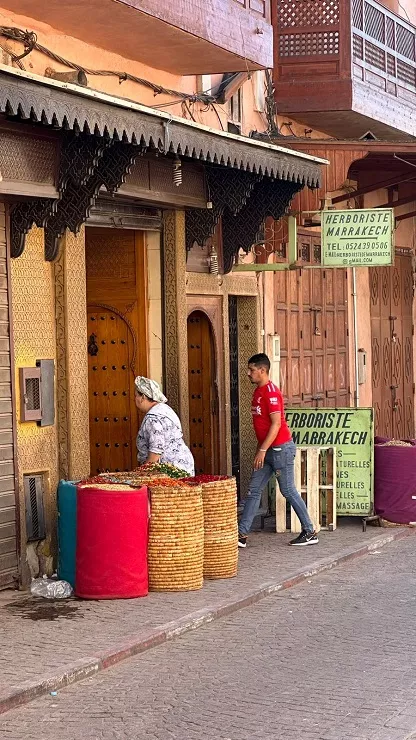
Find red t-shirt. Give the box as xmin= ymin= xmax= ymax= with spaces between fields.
xmin=251 ymin=381 xmax=292 ymax=447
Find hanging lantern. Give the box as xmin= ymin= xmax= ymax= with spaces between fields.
xmin=209 ymin=245 xmax=219 ymax=275
xmin=173 ymin=158 xmax=182 ymax=187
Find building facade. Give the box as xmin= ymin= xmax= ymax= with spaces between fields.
xmin=0 ymin=0 xmax=326 ymax=586
xmin=271 ymin=0 xmax=416 ymax=443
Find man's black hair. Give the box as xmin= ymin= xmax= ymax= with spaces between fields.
xmin=248 ymin=353 xmax=271 ymax=372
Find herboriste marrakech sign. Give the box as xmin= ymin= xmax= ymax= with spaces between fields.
xmin=285 ymin=408 xmax=374 ymax=516
xmin=321 ymin=208 xmax=394 ymax=267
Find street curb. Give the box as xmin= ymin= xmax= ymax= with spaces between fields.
xmin=1 ymin=526 xmax=415 ymax=715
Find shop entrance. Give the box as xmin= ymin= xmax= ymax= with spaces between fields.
xmin=275 ymin=230 xmax=349 ymax=408
xmin=187 ymin=311 xmax=219 ymax=475
xmin=86 ymin=228 xmax=148 ymax=474
xmin=370 ymin=254 xmax=414 ymax=439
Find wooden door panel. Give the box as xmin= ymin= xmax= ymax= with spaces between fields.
xmin=370 ymin=267 xmax=382 ymax=434
xmin=325 ymin=269 xmax=335 ymax=307
xmin=279 ymin=357 xmax=288 ymax=398
xmin=290 ymin=356 xmax=301 ymax=400
xmin=335 ymin=268 xmax=347 ymax=303
xmin=88 ymin=308 xmax=136 ymax=473
xmin=289 ymin=270 xmax=299 ymax=306
xmin=86 ymin=228 xmax=147 ymax=474
xmin=302 ymin=310 xmax=313 ymax=353
xmin=336 ymin=310 xmax=348 ymax=350
xmin=302 ymin=356 xmax=313 ymax=401
xmin=314 ymin=354 xmax=325 ymax=398
xmin=187 ymin=311 xmax=218 ymax=475
xmin=302 ymin=269 xmax=312 ymax=307
xmin=326 ymin=312 xmax=336 ymax=351
xmin=275 ymin=229 xmax=350 ymax=410
xmin=326 ymin=354 xmax=336 ymax=394
xmin=289 ymin=311 xmax=301 ymax=352
xmin=276 ymin=308 xmax=288 ymax=350
xmin=370 ymin=256 xmax=414 ymax=439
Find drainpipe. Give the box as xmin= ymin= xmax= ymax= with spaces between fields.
xmin=262 ymin=272 xmax=267 ymax=354
xmin=352 ymin=267 xmax=360 ymax=408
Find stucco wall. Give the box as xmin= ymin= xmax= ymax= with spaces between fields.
xmin=11 ymin=226 xmax=58 ymax=579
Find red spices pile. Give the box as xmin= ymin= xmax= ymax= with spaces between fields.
xmin=183 ymin=474 xmax=230 ymax=484
xmin=148 ymin=478 xmax=192 ymax=488
xmin=78 ymin=475 xmax=110 ymax=486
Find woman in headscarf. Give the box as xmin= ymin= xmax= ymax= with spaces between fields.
xmin=135 ymin=376 xmax=195 ymax=476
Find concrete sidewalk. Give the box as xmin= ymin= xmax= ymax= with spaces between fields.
xmin=0 ymin=519 xmax=414 ymax=715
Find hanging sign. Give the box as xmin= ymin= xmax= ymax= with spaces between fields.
xmin=285 ymin=408 xmax=374 ymax=516
xmin=321 ymin=208 xmax=394 ymax=267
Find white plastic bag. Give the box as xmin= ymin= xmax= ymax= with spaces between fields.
xmin=30 ymin=575 xmax=73 ymax=599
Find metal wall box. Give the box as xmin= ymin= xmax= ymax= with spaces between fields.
xmin=19 ymin=360 xmax=55 ymax=425
xmin=19 ymin=367 xmax=42 ymax=422
xmin=36 ymin=359 xmax=55 ymax=427
xmin=24 ymin=474 xmax=46 ymax=542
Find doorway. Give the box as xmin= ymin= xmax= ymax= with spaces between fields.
xmin=187 ymin=311 xmax=219 ymax=474
xmin=275 ymin=230 xmax=349 ymax=407
xmin=370 ymin=255 xmax=414 ymax=439
xmin=86 ymin=228 xmax=148 ymax=474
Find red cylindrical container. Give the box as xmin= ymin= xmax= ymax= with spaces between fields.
xmin=75 ymin=484 xmax=148 ymax=599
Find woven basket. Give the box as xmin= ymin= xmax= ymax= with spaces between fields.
xmin=200 ymin=478 xmax=238 ymax=579
xmin=148 ymin=484 xmax=204 ymax=592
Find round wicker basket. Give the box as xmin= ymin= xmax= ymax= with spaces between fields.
xmin=200 ymin=478 xmax=238 ymax=579
xmin=148 ymin=484 xmax=204 ymax=592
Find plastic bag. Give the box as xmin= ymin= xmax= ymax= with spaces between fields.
xmin=30 ymin=575 xmax=73 ymax=599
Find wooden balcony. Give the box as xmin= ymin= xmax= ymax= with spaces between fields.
xmin=274 ymin=0 xmax=416 ymax=140
xmin=4 ymin=0 xmax=272 ymax=74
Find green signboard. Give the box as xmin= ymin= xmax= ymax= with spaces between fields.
xmin=321 ymin=208 xmax=394 ymax=267
xmin=285 ymin=408 xmax=374 ymax=516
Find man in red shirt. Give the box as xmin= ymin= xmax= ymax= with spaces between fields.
xmin=238 ymin=353 xmax=318 ymax=548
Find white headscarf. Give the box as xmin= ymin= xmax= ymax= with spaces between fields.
xmin=135 ymin=376 xmax=167 ymax=404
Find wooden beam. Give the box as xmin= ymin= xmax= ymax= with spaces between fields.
xmin=332 ymin=172 xmax=416 ymax=204
xmin=395 ymin=209 xmax=416 ymax=223
xmin=376 ymin=193 xmax=416 ymax=209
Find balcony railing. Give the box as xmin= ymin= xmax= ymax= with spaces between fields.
xmin=352 ymin=0 xmax=416 ymax=95
xmin=274 ymin=0 xmax=416 ymax=138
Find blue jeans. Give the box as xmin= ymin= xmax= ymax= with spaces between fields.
xmin=239 ymin=441 xmax=314 ymax=536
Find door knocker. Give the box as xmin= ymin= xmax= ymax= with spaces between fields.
xmin=88 ymin=333 xmax=99 ymax=356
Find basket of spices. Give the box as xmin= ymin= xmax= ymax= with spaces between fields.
xmin=101 ymin=471 xmax=170 ymax=489
xmin=184 ymin=475 xmax=238 ymax=580
xmin=147 ymin=478 xmax=204 ymax=592
xmin=136 ymin=462 xmax=190 ymax=479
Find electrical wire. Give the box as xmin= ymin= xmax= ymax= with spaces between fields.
xmin=0 ymin=26 xmax=216 ymax=104
xmin=397 ymin=2 xmax=411 ymax=22
xmin=209 ymin=102 xmax=225 ymax=131
xmin=0 ymin=39 xmax=24 ymax=69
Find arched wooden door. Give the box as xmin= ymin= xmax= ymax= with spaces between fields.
xmin=187 ymin=311 xmax=219 ymax=475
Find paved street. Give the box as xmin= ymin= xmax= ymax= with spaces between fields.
xmin=2 ymin=535 xmax=416 ymax=739
xmin=0 ymin=519 xmax=378 ymax=700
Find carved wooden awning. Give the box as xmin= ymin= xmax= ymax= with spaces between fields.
xmin=3 ymin=68 xmax=325 ymax=264
xmin=185 ymin=168 xmax=302 ymax=272
xmin=1 ymin=68 xmax=323 ymax=186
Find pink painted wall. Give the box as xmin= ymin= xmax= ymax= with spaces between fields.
xmin=381 ymin=0 xmax=416 ymax=24
xmin=0 ymin=7 xmax=273 ymax=137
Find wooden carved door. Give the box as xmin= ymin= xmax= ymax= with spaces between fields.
xmin=370 ymin=255 xmax=414 ymax=439
xmin=187 ymin=311 xmax=219 ymax=475
xmin=86 ymin=228 xmax=148 ymax=474
xmin=275 ymin=232 xmax=349 ymax=408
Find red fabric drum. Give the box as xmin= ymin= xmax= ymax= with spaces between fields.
xmin=75 ymin=484 xmax=148 ymax=599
